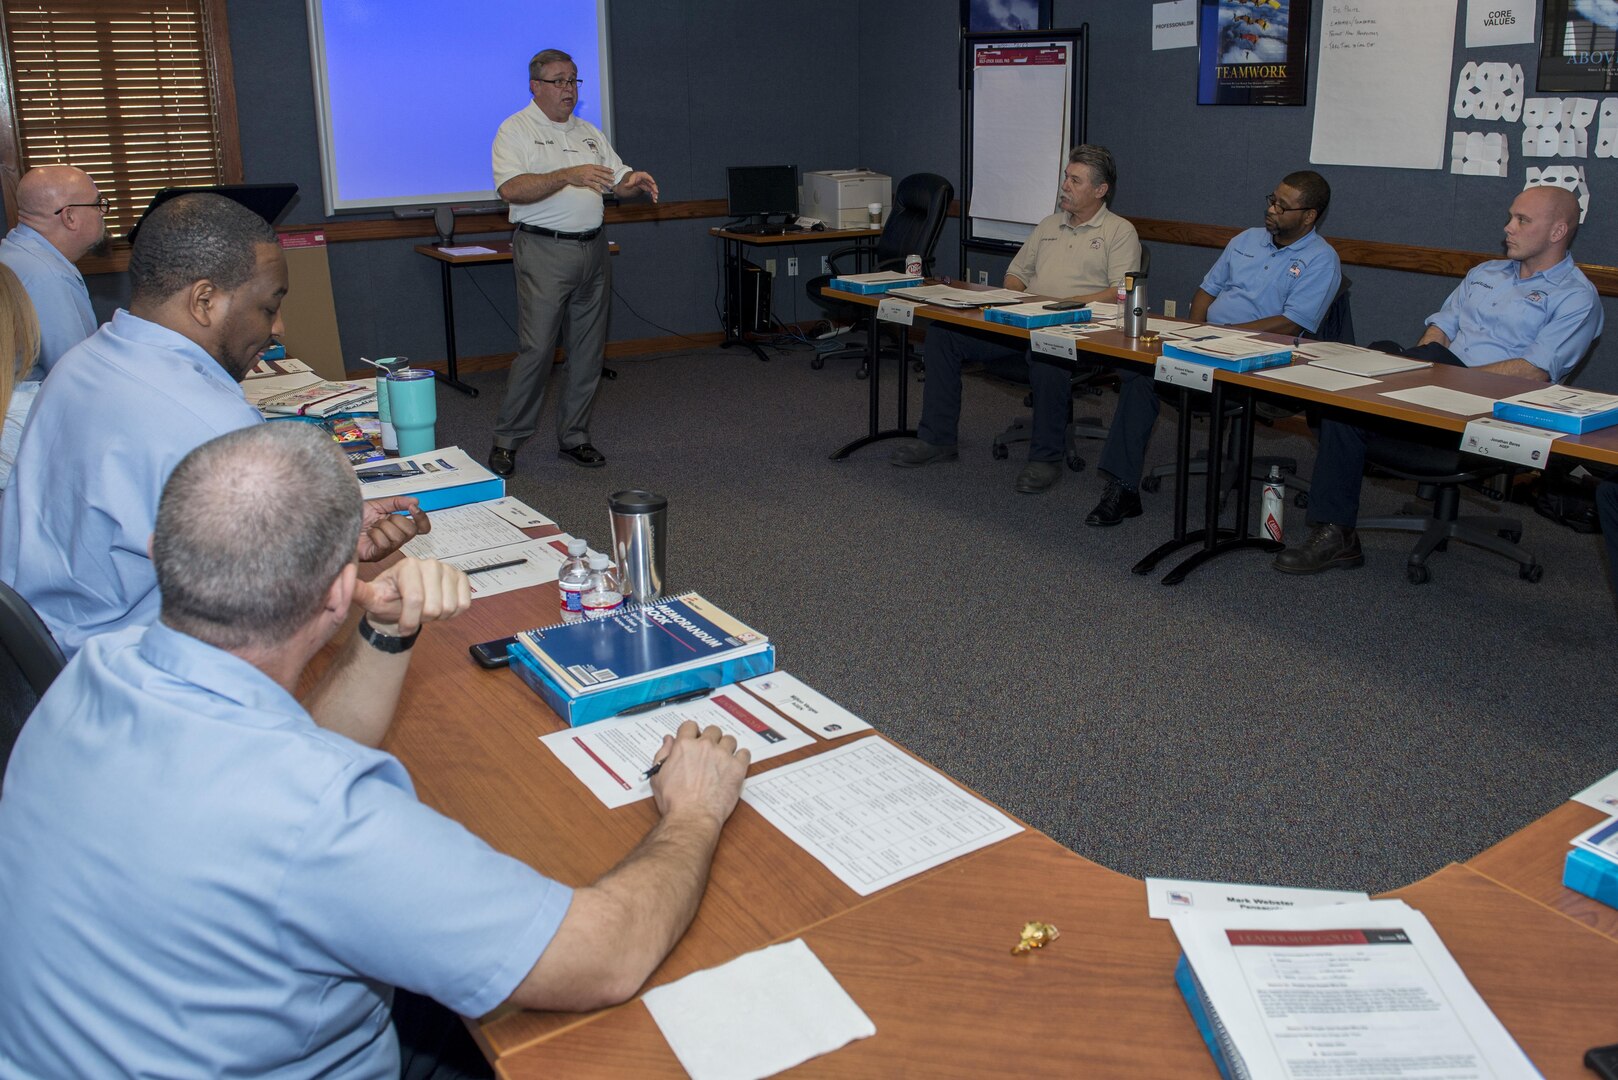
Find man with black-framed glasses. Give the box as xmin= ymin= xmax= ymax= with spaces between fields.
xmin=0 ymin=164 xmax=105 ymax=380
xmin=1084 ymin=170 xmax=1341 ymax=527
xmin=488 ymin=47 xmax=659 ymax=479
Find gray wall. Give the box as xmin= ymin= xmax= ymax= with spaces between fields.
xmin=82 ymin=1 xmax=1618 ymax=388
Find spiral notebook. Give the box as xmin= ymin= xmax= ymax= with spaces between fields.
xmin=508 ymin=592 xmax=776 ymax=725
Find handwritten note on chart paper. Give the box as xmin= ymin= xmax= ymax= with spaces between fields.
xmin=1310 ymin=0 xmax=1458 ymax=170
xmin=741 ymin=739 xmax=1022 ymax=896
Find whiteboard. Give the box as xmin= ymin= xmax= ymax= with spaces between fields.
xmin=964 ymin=37 xmax=1083 ymax=249
xmin=305 ymin=0 xmax=614 ymax=213
xmin=1309 ymin=0 xmax=1458 ymax=170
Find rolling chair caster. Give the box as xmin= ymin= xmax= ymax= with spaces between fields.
xmin=1140 ymin=475 xmax=1162 ymax=494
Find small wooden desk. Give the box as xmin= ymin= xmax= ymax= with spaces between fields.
xmin=414 ymin=239 xmax=620 ymax=399
xmin=710 ymin=226 xmax=880 ymax=362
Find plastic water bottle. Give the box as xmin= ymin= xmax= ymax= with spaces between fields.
xmin=582 ymin=552 xmax=624 ymax=618
xmin=1261 ymin=465 xmax=1285 ymax=543
xmin=557 ymin=538 xmax=591 ymax=614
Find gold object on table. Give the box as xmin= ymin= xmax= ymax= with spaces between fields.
xmin=1138 ymin=332 xmax=1161 ymax=348
xmin=1011 ymin=920 xmax=1060 ymax=955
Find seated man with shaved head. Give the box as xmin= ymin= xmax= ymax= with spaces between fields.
xmin=0 ymin=192 xmax=426 ymax=656
xmin=0 ymin=164 xmax=105 ymax=378
xmin=1276 ymin=185 xmax=1602 ymax=575
xmin=0 ymin=423 xmax=752 ymax=1077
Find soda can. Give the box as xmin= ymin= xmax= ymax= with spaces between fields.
xmin=905 ymin=253 xmax=922 ymax=276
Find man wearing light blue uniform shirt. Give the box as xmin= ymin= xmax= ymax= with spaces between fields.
xmin=0 ymin=422 xmax=753 ymax=1077
xmin=1087 ymin=171 xmax=1341 ymax=527
xmin=0 ymin=165 xmax=103 ymax=380
xmin=1277 ymin=185 xmax=1601 ymax=575
xmin=0 ymin=192 xmax=426 ymax=657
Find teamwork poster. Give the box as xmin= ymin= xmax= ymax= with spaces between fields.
xmin=1197 ymin=0 xmax=1311 ymax=105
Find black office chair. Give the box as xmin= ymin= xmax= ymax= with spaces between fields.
xmin=991 ymin=246 xmax=1155 ymax=473
xmin=0 ymin=579 xmax=67 ymax=790
xmin=1351 ymin=339 xmax=1606 ymax=584
xmin=1141 ymin=275 xmax=1355 ymax=503
xmin=805 ymin=172 xmax=953 ymax=378
xmin=1354 ymin=432 xmax=1539 ymax=584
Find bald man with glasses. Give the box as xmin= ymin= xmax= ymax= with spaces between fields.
xmin=0 ymin=165 xmax=107 ymax=380
xmin=1085 ymin=170 xmax=1341 ymax=527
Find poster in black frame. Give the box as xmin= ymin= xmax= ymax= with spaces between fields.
xmin=1196 ymin=0 xmax=1310 ymax=106
xmin=1538 ymin=0 xmax=1618 ymax=93
xmin=961 ymin=0 xmax=1052 ymax=33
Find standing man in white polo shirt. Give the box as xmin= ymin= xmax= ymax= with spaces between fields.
xmin=488 ymin=48 xmax=658 ymax=478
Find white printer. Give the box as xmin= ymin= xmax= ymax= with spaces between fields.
xmin=800 ymin=169 xmax=892 ymax=230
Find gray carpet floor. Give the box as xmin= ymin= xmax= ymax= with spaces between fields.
xmin=433 ymin=344 xmax=1618 ymax=894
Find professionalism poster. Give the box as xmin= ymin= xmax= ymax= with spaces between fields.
xmin=1197 ymin=0 xmax=1311 ymax=105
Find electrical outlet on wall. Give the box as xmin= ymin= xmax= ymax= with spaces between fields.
xmin=1163 ymin=299 xmax=1177 ymax=317
xmin=765 ymin=259 xmax=776 ymax=276
xmin=978 ymin=270 xmax=989 ymax=285
xmin=821 ymin=256 xmax=831 ymax=273
xmin=787 ymin=257 xmax=799 ymax=276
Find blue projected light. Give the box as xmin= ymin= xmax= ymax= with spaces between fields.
xmin=306 ymin=0 xmax=612 ymax=212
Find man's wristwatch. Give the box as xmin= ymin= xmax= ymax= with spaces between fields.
xmin=357 ymin=615 xmax=419 ymax=653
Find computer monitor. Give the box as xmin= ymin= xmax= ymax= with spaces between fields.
xmin=127 ymin=183 xmax=299 ymax=243
xmin=726 ymin=166 xmax=798 ymax=231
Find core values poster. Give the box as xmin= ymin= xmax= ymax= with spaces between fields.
xmin=1198 ymin=0 xmax=1311 ymax=105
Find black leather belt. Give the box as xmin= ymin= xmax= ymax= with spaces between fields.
xmin=517 ymin=222 xmax=602 ymax=242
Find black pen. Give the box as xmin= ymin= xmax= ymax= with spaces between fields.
xmin=642 ymin=758 xmax=665 ymax=781
xmin=616 ymin=687 xmax=711 ymax=718
xmin=465 ymin=558 xmax=527 ymax=575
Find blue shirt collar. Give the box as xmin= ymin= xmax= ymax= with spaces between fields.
xmin=1513 ymin=251 xmax=1577 ymax=286
xmin=137 ymin=620 xmax=310 ymax=728
xmin=1267 ymin=227 xmax=1323 ymax=255
xmin=5 ymin=222 xmax=81 ymax=275
xmin=106 ymin=308 xmax=244 ymax=395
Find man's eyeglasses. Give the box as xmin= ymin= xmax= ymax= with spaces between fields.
xmin=533 ymin=77 xmax=580 ymax=88
xmin=55 ymin=196 xmax=110 ymax=216
xmin=1265 ymin=194 xmax=1313 ymax=215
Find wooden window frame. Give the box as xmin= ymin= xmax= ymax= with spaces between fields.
xmin=0 ymin=0 xmax=243 ymax=274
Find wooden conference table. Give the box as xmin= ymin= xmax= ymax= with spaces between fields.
xmin=823 ymin=283 xmax=1618 ymax=583
xmin=340 ymin=515 xmax=1618 ymax=1077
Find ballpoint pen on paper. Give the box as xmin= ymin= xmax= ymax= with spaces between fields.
xmin=617 ymin=687 xmax=712 ymax=719
xmin=641 ymin=758 xmax=665 ymax=781
xmin=465 ymin=558 xmax=527 ymax=576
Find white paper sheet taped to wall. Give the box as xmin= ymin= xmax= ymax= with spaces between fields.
xmin=1523 ymin=96 xmax=1598 ymax=158
xmin=1525 ymin=165 xmax=1590 ymax=222
xmin=1453 ymin=61 xmax=1522 ymax=121
xmin=1450 ymin=131 xmax=1510 ymax=175
xmin=1598 ymin=99 xmax=1618 ymax=158
xmin=1310 ymin=0 xmax=1458 ymax=171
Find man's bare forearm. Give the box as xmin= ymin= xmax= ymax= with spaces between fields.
xmin=1476 ymin=357 xmax=1550 ymax=381
xmin=304 ymin=629 xmax=411 ymax=748
xmin=499 ymin=171 xmax=575 ymax=206
xmin=507 ymin=806 xmax=725 ymax=1011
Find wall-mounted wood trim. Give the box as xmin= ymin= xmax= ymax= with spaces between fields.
xmin=76 ymin=202 xmax=1618 ymax=300
xmin=1127 ymin=215 xmax=1618 ymax=296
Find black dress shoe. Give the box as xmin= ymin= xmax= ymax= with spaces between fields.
xmin=487 ymin=447 xmax=516 ymax=477
xmin=1085 ymin=481 xmax=1143 ymax=526
xmin=1273 ymin=524 xmax=1364 ymax=575
xmin=558 ymin=443 xmax=607 ymax=468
